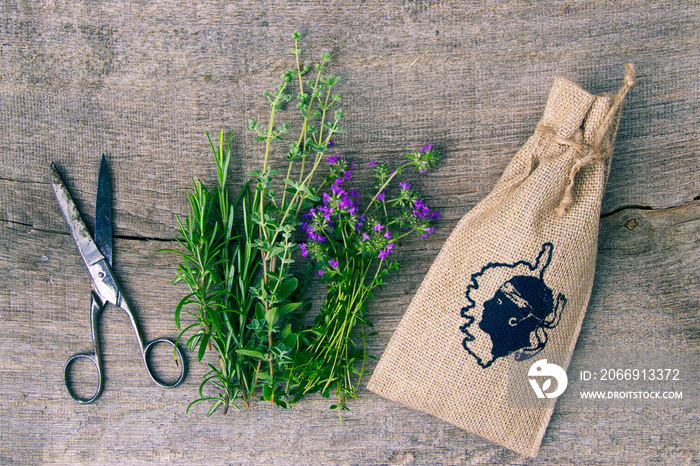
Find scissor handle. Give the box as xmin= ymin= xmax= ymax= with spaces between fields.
xmin=64 ymin=293 xmax=105 ymax=404
xmin=142 ymin=338 xmax=186 ymax=389
xmin=64 ymin=352 xmax=104 ymax=404
xmin=118 ymin=297 xmax=186 ymax=389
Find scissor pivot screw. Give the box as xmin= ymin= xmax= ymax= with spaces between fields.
xmin=98 ymin=271 xmax=105 ymax=278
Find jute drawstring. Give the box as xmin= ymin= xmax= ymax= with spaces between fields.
xmin=537 ymin=64 xmax=636 ymax=217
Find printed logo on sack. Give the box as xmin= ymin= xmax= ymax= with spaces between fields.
xmin=527 ymin=359 xmax=568 ymax=398
xmin=460 ymin=243 xmax=567 ymax=368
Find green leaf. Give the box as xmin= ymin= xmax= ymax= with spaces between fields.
xmin=278 ymin=301 xmax=302 ymax=316
xmin=174 ymin=293 xmax=196 ymax=329
xmin=275 ymin=398 xmax=288 ymax=409
xmin=276 ymin=277 xmax=298 ymax=300
xmin=198 ymin=333 xmax=210 ymax=361
xmin=269 ymin=246 xmax=285 ymax=257
xmin=262 ymin=384 xmax=273 ymax=401
xmin=207 ymin=399 xmax=223 ymax=417
xmin=236 ymin=348 xmax=266 ymax=361
xmin=265 ymin=306 xmax=279 ymax=327
xmin=255 ymin=302 xmax=266 ymax=320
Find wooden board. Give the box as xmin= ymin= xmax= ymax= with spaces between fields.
xmin=1 ymin=1 xmax=698 ymax=464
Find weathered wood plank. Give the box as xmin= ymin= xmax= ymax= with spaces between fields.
xmin=1 ymin=1 xmax=698 ymax=239
xmin=1 ymin=0 xmax=699 ymax=464
xmin=1 ymin=201 xmax=698 ymax=464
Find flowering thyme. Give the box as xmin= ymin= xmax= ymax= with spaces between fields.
xmin=288 ymin=144 xmax=441 ymax=419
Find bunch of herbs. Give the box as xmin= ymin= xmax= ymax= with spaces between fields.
xmin=166 ymin=31 xmax=442 ymax=418
xmin=287 ymin=145 xmax=441 ymax=419
xmin=165 ymin=31 xmax=344 ymax=413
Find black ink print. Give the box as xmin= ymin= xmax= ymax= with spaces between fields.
xmin=460 ymin=243 xmax=566 ymax=368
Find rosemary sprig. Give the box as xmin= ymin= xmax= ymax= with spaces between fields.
xmin=160 ymin=130 xmax=260 ymax=414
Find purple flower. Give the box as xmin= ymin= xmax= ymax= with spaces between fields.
xmin=384 ymin=230 xmax=392 ymax=239
xmin=344 ymin=171 xmax=353 ymax=181
xmin=327 ymin=154 xmax=339 ymax=164
xmin=339 ymin=196 xmax=352 ymax=211
xmin=328 ymin=258 xmax=339 ymax=268
xmin=320 ymin=205 xmax=332 ymax=222
xmin=420 ymin=227 xmax=435 ymax=239
xmin=355 ymin=214 xmax=366 ymax=231
xmin=421 ymin=143 xmax=433 ymax=154
xmin=362 ymin=232 xmax=370 ymax=242
xmin=328 ymin=141 xmax=334 ymax=147
xmin=419 ymin=169 xmax=428 ymax=174
xmin=306 ymin=224 xmax=328 ymax=242
xmin=323 ymin=192 xmax=332 ymax=205
xmin=318 ymin=269 xmax=324 ymax=276
xmin=413 ymin=198 xmax=431 ymax=220
xmin=348 ymin=161 xmax=354 ymax=169
xmin=299 ymin=243 xmax=309 ymax=258
xmin=399 ymin=181 xmax=411 ymax=191
xmin=377 ymin=189 xmax=386 ymax=201
xmin=386 ymin=243 xmax=394 ymax=253
xmin=349 ymin=189 xmax=359 ymax=198
xmin=374 ymin=223 xmax=383 ymax=233
xmin=368 ymin=160 xmax=377 ymax=167
xmin=378 ymin=249 xmax=389 ymax=260
xmin=429 ymin=210 xmax=440 ymax=220
xmin=334 ymin=177 xmax=344 ymax=186
xmin=331 ymin=184 xmax=345 ymax=196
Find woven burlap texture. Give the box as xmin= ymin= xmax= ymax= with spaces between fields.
xmin=367 ymin=69 xmax=633 ymax=457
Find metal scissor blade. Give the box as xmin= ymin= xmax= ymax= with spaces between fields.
xmin=50 ymin=163 xmax=106 ymax=268
xmin=51 ymin=162 xmax=121 ymax=306
xmin=95 ymin=154 xmax=112 ymax=266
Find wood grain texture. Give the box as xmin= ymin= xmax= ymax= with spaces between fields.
xmin=1 ymin=0 xmax=698 ymax=464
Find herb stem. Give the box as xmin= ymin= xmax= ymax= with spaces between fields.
xmin=364 ymin=161 xmax=413 ymax=215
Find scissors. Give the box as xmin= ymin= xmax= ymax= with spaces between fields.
xmin=51 ymin=155 xmax=186 ymax=403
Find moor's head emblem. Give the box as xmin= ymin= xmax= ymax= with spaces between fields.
xmin=460 ymin=243 xmax=566 ymax=368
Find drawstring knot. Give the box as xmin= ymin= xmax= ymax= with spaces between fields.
xmin=538 ymin=64 xmax=636 ymax=217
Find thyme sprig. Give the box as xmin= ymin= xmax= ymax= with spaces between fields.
xmin=245 ymin=31 xmax=344 ymax=405
xmin=288 ymin=146 xmax=441 ymax=420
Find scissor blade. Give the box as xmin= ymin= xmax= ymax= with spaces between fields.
xmin=50 ymin=163 xmax=106 ymax=268
xmin=95 ymin=154 xmax=113 ymax=266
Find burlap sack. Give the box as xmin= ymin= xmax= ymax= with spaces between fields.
xmin=367 ymin=65 xmax=635 ymax=457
